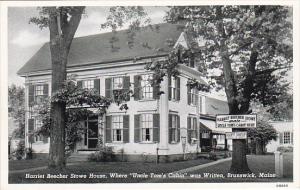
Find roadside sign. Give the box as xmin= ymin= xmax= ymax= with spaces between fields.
xmin=226 ymin=132 xmax=247 ymax=139
xmin=216 ymin=114 xmax=256 ymax=128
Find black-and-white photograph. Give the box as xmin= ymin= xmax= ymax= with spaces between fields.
xmin=1 ymin=1 xmax=298 ymax=188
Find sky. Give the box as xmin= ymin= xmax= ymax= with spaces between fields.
xmin=8 ymin=6 xmax=169 ymax=86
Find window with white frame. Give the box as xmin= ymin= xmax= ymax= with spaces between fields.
xmin=188 ymin=87 xmax=197 ymax=105
xmin=199 ymin=95 xmax=205 ymax=113
xmin=83 ymin=80 xmax=94 ymax=89
xmin=201 ymin=131 xmax=210 ymax=139
xmin=141 ymin=75 xmax=153 ymax=99
xmin=170 ymin=115 xmax=179 ymax=142
xmin=170 ymin=77 xmax=176 ymax=100
xmin=35 ymin=85 xmax=44 ymax=103
xmin=112 ymin=115 xmax=123 ymax=142
xmin=35 ymin=119 xmax=43 ymax=142
xmin=113 ymin=77 xmax=123 ymax=90
xmin=141 ymin=114 xmax=153 ymax=142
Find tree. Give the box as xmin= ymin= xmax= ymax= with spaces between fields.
xmin=30 ymin=6 xmax=86 ymax=169
xmin=30 ymin=6 xmax=148 ymax=169
xmin=248 ymin=120 xmax=277 ymax=154
xmin=163 ymin=6 xmax=292 ymax=173
xmin=8 ymin=84 xmax=25 ymax=139
xmin=34 ymin=78 xmax=111 ymax=154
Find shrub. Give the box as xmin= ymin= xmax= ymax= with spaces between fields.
xmin=11 ymin=140 xmax=25 ymax=160
xmin=277 ymin=146 xmax=293 ymax=153
xmin=88 ymin=146 xmax=114 ymax=162
xmin=25 ymin=147 xmax=33 ymax=159
xmin=208 ymin=151 xmax=217 ymax=161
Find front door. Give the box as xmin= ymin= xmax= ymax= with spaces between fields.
xmin=86 ymin=115 xmax=98 ymax=149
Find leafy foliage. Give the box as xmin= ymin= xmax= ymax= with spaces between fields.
xmin=164 ymin=6 xmax=292 ymax=114
xmin=247 ymin=120 xmax=277 ymax=143
xmin=33 ymin=79 xmax=111 ymax=152
xmin=8 ymin=85 xmax=25 ymax=139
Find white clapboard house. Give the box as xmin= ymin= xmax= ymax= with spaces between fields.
xmin=18 ymin=23 xmax=231 ymax=162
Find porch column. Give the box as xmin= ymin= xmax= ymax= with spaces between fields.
xmin=159 ymin=75 xmax=169 ymax=154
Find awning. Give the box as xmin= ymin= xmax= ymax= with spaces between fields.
xmin=200 ymin=119 xmax=231 ymax=135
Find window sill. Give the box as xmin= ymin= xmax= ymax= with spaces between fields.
xmin=138 ymin=99 xmax=156 ymax=102
xmin=169 ymin=141 xmax=180 ymax=144
xmin=170 ymin=99 xmax=179 ymax=103
xmin=138 ymin=141 xmax=156 ymax=144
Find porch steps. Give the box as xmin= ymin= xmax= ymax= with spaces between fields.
xmin=67 ymin=152 xmax=93 ymax=162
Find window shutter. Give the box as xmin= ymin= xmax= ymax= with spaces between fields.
xmin=194 ymin=118 xmax=198 ymax=140
xmin=168 ymin=114 xmax=172 ymax=143
xmin=42 ymin=136 xmax=49 ymax=143
xmin=187 ymin=85 xmax=191 ymax=105
xmin=77 ymin=81 xmax=83 ymax=88
xmin=176 ymin=77 xmax=180 ymax=101
xmin=94 ymin=79 xmax=100 ymax=94
xmin=28 ymin=85 xmax=34 ymax=106
xmin=105 ymin=78 xmax=112 ymax=98
xmin=279 ymin=133 xmax=283 ymax=144
xmin=153 ymin=78 xmax=160 ymax=100
xmin=187 ymin=117 xmax=191 ymax=144
xmin=123 ymin=76 xmax=130 ymax=101
xmin=123 ymin=115 xmax=129 ymax=143
xmin=168 ymin=76 xmax=171 ymax=100
xmin=84 ymin=121 xmax=87 ymax=145
xmin=28 ymin=134 xmax=34 ymax=143
xmin=195 ymin=89 xmax=199 ymax=106
xmin=28 ymin=118 xmax=34 ymax=133
xmin=134 ymin=75 xmax=141 ymax=100
xmin=177 ymin=115 xmax=180 ymax=142
xmin=291 ymin=132 xmax=293 ymax=144
xmin=134 ymin=114 xmax=140 ymax=143
xmin=105 ymin=116 xmax=112 ymax=143
xmin=153 ymin=113 xmax=160 ymax=142
xmin=43 ymin=84 xmax=49 ymax=97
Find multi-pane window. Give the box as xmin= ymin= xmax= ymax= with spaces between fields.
xmin=141 ymin=114 xmax=153 ymax=142
xmin=35 ymin=85 xmax=44 ymax=103
xmin=113 ymin=77 xmax=123 ymax=90
xmin=170 ymin=77 xmax=176 ymax=100
xmin=201 ymin=131 xmax=210 ymax=139
xmin=283 ymin=132 xmax=291 ymax=144
xmin=141 ymin=75 xmax=153 ymax=99
xmin=83 ymin=80 xmax=94 ymax=89
xmin=191 ymin=88 xmax=197 ymax=105
xmin=170 ymin=115 xmax=179 ymax=143
xmin=199 ymin=95 xmax=205 ymax=113
xmin=188 ymin=87 xmax=198 ymax=105
xmin=35 ymin=119 xmax=43 ymax=142
xmin=112 ymin=115 xmax=123 ymax=142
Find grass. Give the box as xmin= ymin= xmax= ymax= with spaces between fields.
xmin=8 ymin=153 xmax=293 ymax=183
xmin=156 ymin=153 xmax=293 ymax=183
xmin=9 ymin=158 xmax=212 ymax=183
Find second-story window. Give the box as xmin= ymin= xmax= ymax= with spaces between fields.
xmin=112 ymin=115 xmax=123 ymax=142
xmin=168 ymin=76 xmax=180 ymax=101
xmin=35 ymin=85 xmax=44 ymax=103
xmin=83 ymin=80 xmax=94 ymax=89
xmin=141 ymin=75 xmax=153 ymax=99
xmin=141 ymin=114 xmax=153 ymax=142
xmin=113 ymin=77 xmax=123 ymax=90
xmin=188 ymin=88 xmax=198 ymax=105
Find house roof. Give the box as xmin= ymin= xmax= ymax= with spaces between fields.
xmin=17 ymin=23 xmax=185 ymax=75
xmin=205 ymin=97 xmax=229 ymax=116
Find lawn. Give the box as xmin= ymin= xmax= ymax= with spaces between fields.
xmin=154 ymin=153 xmax=293 ymax=183
xmin=8 ymin=153 xmax=293 ymax=183
xmin=9 ymin=158 xmax=212 ymax=183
